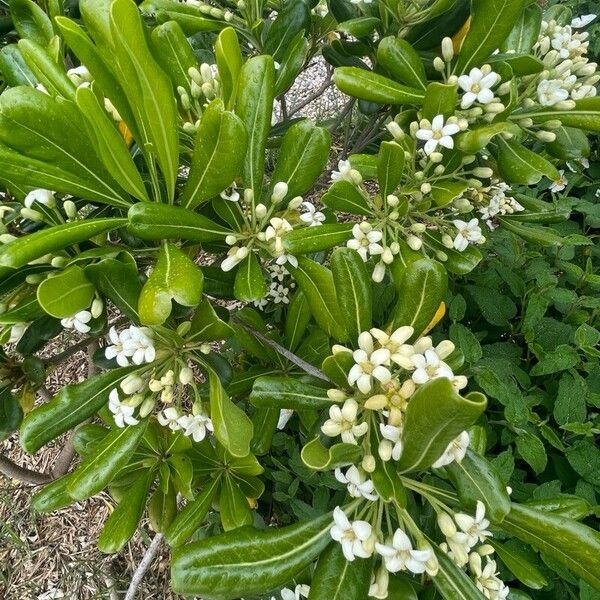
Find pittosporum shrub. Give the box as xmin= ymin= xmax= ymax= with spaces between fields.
xmin=0 ymin=1 xmax=599 ymax=599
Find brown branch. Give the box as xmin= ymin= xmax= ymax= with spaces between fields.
xmin=0 ymin=454 xmax=52 ymax=485
xmin=231 ymin=316 xmax=333 ymax=384
xmin=124 ymin=533 xmax=164 ymax=600
xmin=287 ymin=68 xmax=333 ymax=117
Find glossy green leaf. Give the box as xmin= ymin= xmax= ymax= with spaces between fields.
xmin=251 ymin=406 xmax=280 ymax=456
xmin=171 ymin=512 xmax=332 ymax=596
xmin=433 ymin=548 xmax=487 ymax=599
xmin=32 ymin=474 xmax=76 ymax=512
xmin=67 ymin=420 xmax=148 ymax=501
xmin=98 ymin=469 xmax=153 ymax=553
xmin=497 ymin=218 xmax=563 ymax=248
xmin=182 ymin=99 xmax=247 ymax=209
xmin=20 ymin=367 xmax=139 ymax=453
xmin=524 ymin=98 xmax=600 ymax=132
xmin=445 ymin=449 xmax=511 ymax=522
xmin=0 ymin=44 xmax=37 ymax=87
xmin=271 ymin=120 xmax=331 ymax=201
xmin=389 ymin=258 xmax=447 ymax=336
xmin=524 ymin=495 xmax=591 ymax=521
xmin=489 ymin=540 xmax=547 ymax=590
xmin=109 ymin=0 xmax=179 ymax=201
xmin=287 ymin=257 xmax=348 ymax=341
xmin=209 ymin=368 xmax=253 ymax=458
xmin=500 ymin=3 xmax=542 ymax=53
xmin=488 ymin=53 xmax=543 ymax=76
xmin=250 ymin=376 xmax=334 ymax=411
xmin=430 ymin=180 xmax=470 ymax=207
xmin=0 ymin=387 xmax=23 ymax=442
xmin=321 ymin=180 xmax=372 ymax=216
xmin=500 ymin=503 xmax=600 ymax=589
xmin=36 ymin=266 xmax=95 ymax=319
xmin=9 ymin=0 xmax=53 ymax=45
xmin=219 ymin=475 xmax=253 ymax=531
xmin=333 ymin=67 xmax=426 ymax=105
xmin=215 ymin=27 xmax=243 ymax=110
xmin=284 ymin=224 xmax=354 ymax=255
xmin=263 ymin=0 xmax=310 ymax=61
xmin=455 ymin=0 xmax=529 ymax=74
xmin=455 ymin=122 xmax=521 ymax=153
xmin=301 ymin=436 xmax=362 ymax=470
xmin=496 ymin=137 xmax=559 ymax=185
xmin=188 ymin=299 xmax=233 ymax=342
xmin=0 ymin=218 xmax=126 ymax=271
xmin=139 ymin=242 xmax=203 ymax=326
xmin=321 ymin=351 xmax=354 ymax=388
xmin=285 ymin=289 xmax=312 ymax=351
xmin=310 ymin=543 xmax=373 ymax=599
xmin=237 ymin=55 xmax=275 ymax=197
xmin=233 ymin=253 xmax=266 ymax=302
xmin=546 ymin=126 xmax=590 ymax=160
xmin=422 ymin=82 xmax=458 ymax=120
xmin=149 ymin=484 xmax=177 ymax=533
xmin=331 ymin=247 xmax=372 ymax=341
xmin=398 ymin=378 xmax=487 ymax=473
xmin=338 ymin=16 xmax=380 ymax=37
xmin=377 ymin=36 xmax=426 ymax=89
xmin=274 ymin=31 xmax=309 ymax=97
xmin=378 ymin=141 xmax=404 ymax=199
xmin=165 ymin=478 xmax=221 ymax=547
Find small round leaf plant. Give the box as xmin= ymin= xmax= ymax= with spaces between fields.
xmin=0 ymin=1 xmax=599 ymax=600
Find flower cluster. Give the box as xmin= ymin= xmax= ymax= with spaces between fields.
xmin=104 ymin=325 xmax=156 ymax=366
xmin=254 ymin=263 xmax=296 ymax=310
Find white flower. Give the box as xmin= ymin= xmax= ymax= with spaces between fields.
xmin=331 ymin=159 xmax=362 ymax=184
xmin=537 ymin=79 xmax=569 ymax=105
xmin=334 ymin=465 xmax=378 ymax=501
xmin=109 ymin=389 xmax=139 ymax=428
xmin=432 ymin=431 xmax=470 ymax=468
xmin=321 ymin=399 xmax=368 ymax=444
xmin=157 ymin=407 xmax=181 ymax=431
xmin=280 ymin=584 xmax=310 ymax=600
xmin=469 ymin=554 xmax=510 ymax=600
xmin=299 ymin=201 xmax=326 ymax=226
xmin=371 ymin=326 xmax=414 ymax=366
xmin=347 ymin=223 xmax=384 ymax=262
xmin=67 ymin=65 xmax=91 ymax=87
xmin=220 ymin=188 xmax=240 ymax=202
xmin=275 ymin=252 xmax=298 ymax=268
xmin=270 ymin=282 xmax=291 ymax=304
xmin=330 ymin=506 xmax=373 ymax=561
xmin=415 ymin=115 xmax=460 ymax=155
xmin=177 ymin=412 xmax=213 ymax=442
xmin=24 ymin=189 xmax=56 ymax=209
xmin=265 ymin=217 xmax=293 ymax=241
xmin=379 ymin=423 xmax=403 ymax=461
xmin=550 ymin=169 xmax=567 ymax=192
xmin=61 ymin=310 xmax=92 ymax=334
xmin=438 ymin=512 xmax=472 ymax=567
xmin=375 ymin=528 xmax=432 ymax=574
xmin=105 ymin=326 xmax=156 ymax=366
xmin=479 ymin=186 xmax=524 ymax=229
xmin=348 ymin=332 xmax=391 ymax=393
xmin=410 ymin=346 xmax=455 ymax=385
xmin=452 ymin=218 xmax=483 ymax=251
xmin=571 ymin=14 xmax=597 ymax=28
xmin=551 ymin=27 xmax=584 ymax=59
xmin=455 ymin=501 xmax=492 ymax=547
xmin=458 ymin=68 xmax=499 ymax=108
xmin=277 ymin=408 xmax=294 ymax=430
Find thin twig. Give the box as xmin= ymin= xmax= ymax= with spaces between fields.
xmin=0 ymin=454 xmax=52 ymax=485
xmin=231 ymin=316 xmax=333 ymax=383
xmin=287 ymin=68 xmax=333 ymax=117
xmin=44 ymin=336 xmax=94 ymax=365
xmin=124 ymin=533 xmax=164 ymax=600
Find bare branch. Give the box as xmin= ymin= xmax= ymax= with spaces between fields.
xmin=124 ymin=533 xmax=164 ymax=600
xmin=0 ymin=454 xmax=52 ymax=485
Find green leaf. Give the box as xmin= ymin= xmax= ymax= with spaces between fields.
xmin=331 ymin=247 xmax=372 ymax=341
xmin=36 ymin=266 xmax=95 ymax=319
xmin=169 ymin=454 xmax=194 ymax=500
xmin=524 ymin=495 xmax=591 ymax=521
xmin=148 ymin=484 xmax=177 ymax=533
xmin=524 ymin=98 xmax=600 ymax=133
xmin=496 ymin=218 xmax=564 ymax=248
xmin=333 ymin=67 xmax=426 ymax=105
xmin=301 ymin=436 xmax=362 ymax=471
xmin=285 ymin=290 xmax=312 ymax=351
xmin=139 ymin=243 xmax=203 ymax=326
xmin=209 ymin=368 xmax=253 ymax=458
xmin=171 ymin=513 xmax=333 ymax=596
xmin=321 ymin=180 xmax=372 ymax=216
xmin=8 ymin=0 xmax=53 ymax=45
xmin=20 ymin=367 xmax=139 ymax=453
xmin=67 ymin=420 xmax=148 ymax=501
xmin=337 ymin=16 xmax=380 ymax=37
xmin=32 ymin=474 xmax=76 ymax=512
xmin=430 ymin=180 xmax=470 ymax=207
xmin=250 ymin=376 xmax=334 ymax=411
xmin=188 ymin=299 xmax=233 ymax=342
xmin=390 ymin=258 xmax=447 ymax=336
xmin=165 ymin=478 xmax=220 ymax=547
xmin=0 ymin=387 xmax=23 ymax=442
xmin=287 ymin=257 xmax=348 ymax=341
xmin=321 ymin=351 xmax=354 ymax=388
xmin=182 ymin=99 xmax=247 ymax=209
xmin=274 ymin=31 xmax=309 ymax=97
xmin=489 ymin=540 xmax=547 ymax=590
xmin=98 ymin=469 xmax=153 ymax=553
xmin=554 ymin=372 xmax=587 ymax=426
xmin=565 ymin=440 xmax=600 ymax=487
xmin=236 ymin=55 xmax=275 ymax=197
xmin=515 ymin=432 xmax=547 ymax=474
xmin=455 ymin=0 xmax=529 ymax=74
xmin=0 ymin=44 xmax=37 ymax=87
xmin=284 ymin=224 xmax=354 ymax=256
xmin=398 ymin=378 xmax=487 ymax=473
xmin=233 ymin=253 xmax=266 ymax=302
xmin=310 ymin=543 xmax=373 ymax=599
xmin=422 ymin=231 xmax=482 ymax=275
xmin=500 ymin=3 xmax=542 ymax=53
xmin=377 ymin=141 xmax=404 ymax=199
xmin=0 ymin=218 xmax=126 ymax=270
xmin=263 ymin=0 xmax=310 ymax=62
xmin=445 ymin=449 xmax=511 ymax=522
xmin=271 ymin=120 xmax=331 ymax=201
xmin=456 ymin=122 xmax=521 ymax=153
xmin=128 ymin=202 xmax=231 ymax=243
xmin=500 ymin=503 xmax=600 ymax=589
xmin=423 ymin=82 xmax=458 ymax=120
xmin=433 ymin=548 xmax=487 ymax=599
xmin=530 ymin=345 xmax=579 ymax=376
xmin=496 ymin=137 xmax=560 ymax=185
xmin=369 ymin=421 xmax=407 ymax=507
xmin=219 ymin=475 xmax=253 ymax=531
xmin=377 ymin=36 xmax=426 ymax=89
xmin=109 ymin=0 xmax=179 ymax=201
xmin=215 ymin=27 xmax=243 ymax=110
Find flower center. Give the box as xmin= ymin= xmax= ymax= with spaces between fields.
xmin=471 ymin=83 xmax=481 ymax=93
xmin=360 ymin=361 xmax=374 ymax=374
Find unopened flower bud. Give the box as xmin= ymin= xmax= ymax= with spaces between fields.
xmin=442 ymin=234 xmax=454 ymax=248
xmin=327 ymin=388 xmax=347 ymax=401
xmin=121 ymin=374 xmax=145 ymax=395
xmin=138 ymin=396 xmax=156 ymax=418
xmin=407 ymin=234 xmax=422 ymax=251
xmin=91 ymin=298 xmax=103 ymax=318
xmin=364 ymin=394 xmax=388 ymax=410
xmin=183 ymin=122 xmax=197 ymax=135
xmin=387 ymin=194 xmax=399 ymax=207
xmin=50 ymin=256 xmax=67 ymax=268
xmin=536 ymin=130 xmax=556 ymax=142
xmin=429 ymin=152 xmax=444 ymax=163
xmin=179 ymin=366 xmax=194 ymax=385
xmin=472 ymin=167 xmax=493 ymax=178
xmin=63 ymin=200 xmax=77 ymax=218
xmin=441 ymin=37 xmax=454 ymax=62
xmin=362 ymin=454 xmax=376 ymax=473
xmin=176 ymin=321 xmax=191 ymax=336
xmin=255 ymin=203 xmax=267 ymax=218
xmin=437 ymin=512 xmax=457 ymax=536
xmin=21 ymin=208 xmax=44 ymax=221
xmin=433 ymin=56 xmax=445 ymax=72
xmin=554 ymin=100 xmax=576 ymax=110
xmin=386 ymin=121 xmax=404 ymax=140
xmin=436 ymin=251 xmax=448 ymax=262
xmin=225 ymin=234 xmax=237 ymax=246
xmin=244 ymin=188 xmax=254 ymax=204
xmin=420 ymin=182 xmax=432 ymax=194
xmin=271 ymin=181 xmax=288 ymax=203
xmin=411 ymin=223 xmax=426 ymax=233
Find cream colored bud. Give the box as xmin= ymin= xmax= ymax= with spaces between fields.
xmin=437 ymin=512 xmax=457 ymax=536
xmin=121 ymin=375 xmax=145 ymax=396
xmin=536 ymin=130 xmax=556 ymax=142
xmin=544 ymin=119 xmax=562 ymax=129
xmin=554 ymin=100 xmax=576 ymax=110
xmin=271 ymin=181 xmax=288 ymax=203
xmin=442 ymin=234 xmax=454 ymax=249
xmin=225 ymin=234 xmax=237 ymax=246
xmin=50 ymin=256 xmax=67 ymax=268
xmin=497 ymin=82 xmax=511 ymax=96
xmin=454 ymin=198 xmax=473 ymax=211
xmin=362 ymin=454 xmax=376 ymax=473
xmin=286 ymin=196 xmax=302 ymax=210
xmin=255 ymin=203 xmax=267 ymax=218
xmin=188 ymin=66 xmax=202 ymax=86
xmin=436 ymin=251 xmax=448 ymax=262
xmin=63 ymin=200 xmax=77 ymax=218
xmin=485 ymin=102 xmax=505 ymax=113
xmin=447 ymin=74 xmax=458 ymax=85
xmin=441 ymin=37 xmax=454 ymax=62
xmin=473 ymin=166 xmax=493 ymax=178
xmin=183 ymin=122 xmax=197 ymax=135
xmin=387 ymin=194 xmax=399 ymax=207
xmin=200 ymin=343 xmax=211 ymax=354
xmin=382 ymin=247 xmax=394 ymax=265
xmin=350 ymin=169 xmax=363 ymax=186
xmin=420 ymin=182 xmax=432 ymax=194
xmin=91 ymin=298 xmax=103 ymax=318
xmin=236 ymin=246 xmax=249 ymax=260
xmin=327 ymin=388 xmax=347 ymax=402
xmin=378 ymin=439 xmax=393 ymax=462
xmin=26 ymin=274 xmax=45 ymax=284
xmin=179 ymin=366 xmax=194 ymax=385
xmin=364 ymin=394 xmax=388 ymax=410
xmin=389 ymin=210 xmax=400 ymax=221
xmin=190 ymin=80 xmax=203 ymax=99
xmin=21 ymin=208 xmax=44 ymax=221
xmin=433 ymin=56 xmax=445 ymax=72
xmin=331 ymin=344 xmax=351 ymax=355
xmin=411 ymin=222 xmax=426 ymax=233
xmin=429 ymin=152 xmax=444 ymax=163
xmin=138 ymin=396 xmax=156 ymax=418
xmin=390 ymin=242 xmax=400 ymax=254
xmin=386 ymin=121 xmax=404 ymax=139
xmin=244 ymin=189 xmax=254 ymax=204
